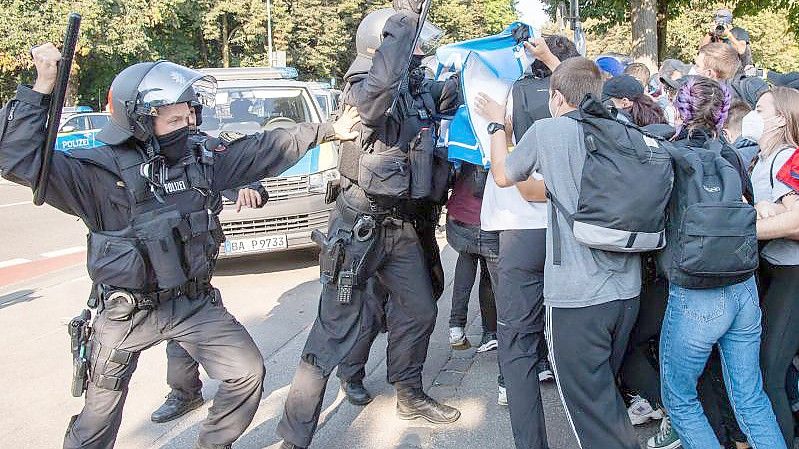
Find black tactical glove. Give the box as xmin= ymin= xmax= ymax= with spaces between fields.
xmin=393 ymin=0 xmax=424 ymax=14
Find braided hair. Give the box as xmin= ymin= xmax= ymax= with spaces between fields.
xmin=673 ymin=76 xmax=732 ymax=138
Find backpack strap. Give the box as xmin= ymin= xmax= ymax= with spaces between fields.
xmin=770 ymin=146 xmax=793 ymax=189
xmin=545 ymin=190 xmax=575 ymax=266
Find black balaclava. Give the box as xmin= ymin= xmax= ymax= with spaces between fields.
xmin=157 ymin=127 xmax=190 ymax=163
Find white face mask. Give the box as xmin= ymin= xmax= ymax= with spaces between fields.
xmin=741 ymin=110 xmax=764 ymax=142
xmin=688 ymin=66 xmax=699 ymax=76
xmin=664 ymin=104 xmax=677 ymax=127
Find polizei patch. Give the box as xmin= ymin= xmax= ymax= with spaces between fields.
xmin=164 ymin=180 xmax=188 ymax=194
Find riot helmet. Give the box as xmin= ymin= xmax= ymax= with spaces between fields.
xmin=97 ymin=61 xmax=216 ymax=146
xmin=347 ymin=8 xmax=443 ymax=77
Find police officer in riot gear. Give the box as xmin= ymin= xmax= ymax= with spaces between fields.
xmin=277 ymin=2 xmax=461 ymax=447
xmin=150 ymin=103 xmax=269 ymax=424
xmin=0 ymin=43 xmax=360 ymax=449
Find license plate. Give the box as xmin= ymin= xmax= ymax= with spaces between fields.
xmin=223 ymin=235 xmax=288 ymax=254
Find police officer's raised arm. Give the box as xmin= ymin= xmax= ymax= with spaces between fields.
xmin=0 ymin=43 xmax=96 ymax=219
xmin=350 ymin=12 xmax=417 ymax=126
xmin=210 ymin=106 xmax=360 ymax=192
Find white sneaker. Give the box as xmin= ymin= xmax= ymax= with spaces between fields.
xmin=449 ymin=327 xmax=469 ymax=349
xmin=628 ymin=394 xmax=664 ymax=426
xmin=538 ymin=369 xmax=554 ymax=382
xmin=498 ymin=386 xmax=508 ymax=406
xmin=476 ymin=332 xmax=498 ymax=353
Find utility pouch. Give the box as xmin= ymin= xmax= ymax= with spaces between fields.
xmin=103 ymin=290 xmax=137 ymax=321
xmin=358 ymin=153 xmax=410 ymax=198
xmin=86 ymin=230 xmax=148 ymax=291
xmin=181 ymin=210 xmax=216 ymax=279
xmin=430 ymin=146 xmax=452 ymax=203
xmin=325 ymin=178 xmax=341 ymax=205
xmin=409 ymin=127 xmax=434 ymax=199
xmin=133 ymin=207 xmax=188 ymax=289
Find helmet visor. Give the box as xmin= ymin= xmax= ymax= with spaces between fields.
xmin=419 ymin=21 xmax=444 ymax=55
xmin=136 ymin=62 xmax=217 ymax=116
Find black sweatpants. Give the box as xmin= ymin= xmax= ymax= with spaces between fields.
xmin=496 ymin=228 xmax=549 ymax=449
xmin=759 ymin=261 xmax=799 ymax=446
xmin=546 ymin=297 xmax=640 ymax=449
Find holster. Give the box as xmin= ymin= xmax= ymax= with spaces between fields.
xmin=68 ymin=309 xmax=92 ymax=397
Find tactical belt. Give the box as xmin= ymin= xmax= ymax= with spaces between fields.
xmin=136 ymin=277 xmax=212 ymax=309
xmin=102 ymin=276 xmax=212 ymax=311
xmin=337 ymin=186 xmax=413 ymax=227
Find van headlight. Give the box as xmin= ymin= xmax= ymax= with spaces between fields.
xmin=309 ymin=168 xmax=340 ymax=193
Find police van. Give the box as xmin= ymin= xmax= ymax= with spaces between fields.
xmin=198 ymin=66 xmax=340 ymax=257
xmin=56 ymin=111 xmax=110 ymax=152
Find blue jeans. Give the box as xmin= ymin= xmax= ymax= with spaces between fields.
xmin=660 ymin=276 xmax=785 ymax=449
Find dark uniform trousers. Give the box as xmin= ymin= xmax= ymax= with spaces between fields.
xmin=277 ymin=188 xmax=437 ymax=448
xmin=64 ymin=290 xmax=265 ymax=449
xmin=165 ymin=340 xmax=204 ymax=400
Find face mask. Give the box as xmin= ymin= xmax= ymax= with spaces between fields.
xmin=157 ymin=126 xmax=190 ymax=163
xmin=741 ymin=110 xmax=764 ymax=142
xmin=688 ymin=66 xmax=699 ymax=76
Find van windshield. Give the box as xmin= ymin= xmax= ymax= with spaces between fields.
xmin=200 ymin=87 xmax=312 ymax=135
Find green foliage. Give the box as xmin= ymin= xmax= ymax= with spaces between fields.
xmin=0 ymin=0 xmax=517 ymax=104
xmin=582 ymin=2 xmax=799 ymax=72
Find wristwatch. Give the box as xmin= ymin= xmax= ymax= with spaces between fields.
xmin=487 ymin=122 xmax=505 ymax=135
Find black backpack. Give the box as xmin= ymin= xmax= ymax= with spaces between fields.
xmin=660 ymin=138 xmax=758 ymax=289
xmin=548 ymin=94 xmax=674 ymax=263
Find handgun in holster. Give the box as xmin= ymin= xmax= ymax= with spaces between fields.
xmin=68 ymin=309 xmax=92 ymax=397
xmin=314 ymin=230 xmax=345 ymax=286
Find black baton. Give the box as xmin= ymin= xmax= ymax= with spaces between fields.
xmin=33 ymin=12 xmax=82 ymax=206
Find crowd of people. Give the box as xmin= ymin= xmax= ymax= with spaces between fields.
xmin=445 ymin=7 xmax=799 ymax=449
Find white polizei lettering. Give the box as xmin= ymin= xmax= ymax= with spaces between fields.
xmin=164 ymin=180 xmax=187 ymax=194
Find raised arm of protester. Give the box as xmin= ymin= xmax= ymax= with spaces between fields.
xmin=524 ymin=38 xmax=560 ymax=73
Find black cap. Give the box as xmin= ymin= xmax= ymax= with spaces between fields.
xmin=602 ymin=74 xmax=644 ymax=101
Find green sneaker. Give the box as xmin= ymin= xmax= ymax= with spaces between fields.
xmin=647 ymin=416 xmax=682 ymax=449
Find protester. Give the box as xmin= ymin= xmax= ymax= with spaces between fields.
xmin=723 ymin=100 xmax=758 ymax=166
xmin=624 ymin=62 xmax=651 ymax=89
xmin=478 ymin=56 xmax=642 ymax=449
xmin=602 ymin=74 xmax=667 ymax=127
xmin=694 ymin=43 xmax=740 ymax=82
xmin=474 ymin=35 xmax=579 ymax=449
xmin=750 ymin=86 xmax=799 ymax=447
xmin=657 ymin=75 xmax=785 ymax=449
xmin=446 ymin=162 xmax=499 ymax=354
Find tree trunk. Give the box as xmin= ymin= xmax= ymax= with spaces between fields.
xmin=630 ymin=0 xmax=658 ymax=71
xmin=198 ymin=28 xmax=209 ymax=67
xmin=656 ymin=0 xmax=668 ymax=63
xmin=222 ymin=13 xmax=230 ymax=68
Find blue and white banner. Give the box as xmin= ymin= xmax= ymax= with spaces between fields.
xmin=435 ymin=22 xmax=537 ymax=167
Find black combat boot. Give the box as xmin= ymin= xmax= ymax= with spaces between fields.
xmin=151 ymin=391 xmax=204 ymax=423
xmin=340 ymin=379 xmax=373 ymax=406
xmin=396 ymin=387 xmax=461 ymax=424
xmin=279 ymin=441 xmax=306 ymax=449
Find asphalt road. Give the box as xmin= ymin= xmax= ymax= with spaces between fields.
xmin=0 ymin=191 xmax=660 ymax=448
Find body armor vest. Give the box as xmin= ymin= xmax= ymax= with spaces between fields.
xmin=69 ymin=141 xmax=226 ymax=293
xmin=338 ymin=79 xmax=448 ymax=204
